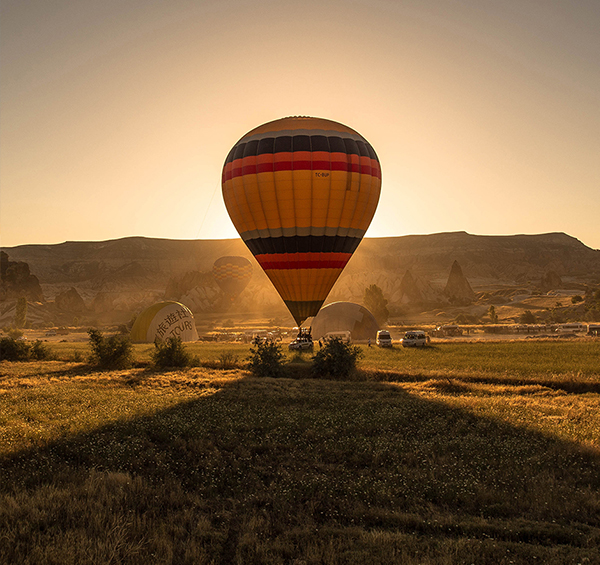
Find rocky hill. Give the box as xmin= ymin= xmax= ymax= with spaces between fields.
xmin=2 ymin=232 xmax=599 ymax=326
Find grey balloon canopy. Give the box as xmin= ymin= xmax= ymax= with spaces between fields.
xmin=310 ymin=302 xmax=379 ymax=341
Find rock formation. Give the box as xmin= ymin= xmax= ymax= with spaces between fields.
xmin=3 ymin=232 xmax=600 ymax=323
xmin=0 ymin=252 xmax=44 ymax=302
xmin=444 ymin=260 xmax=475 ymax=305
xmin=91 ymin=292 xmax=115 ymax=313
xmin=55 ymin=287 xmax=86 ymax=313
xmin=399 ymin=270 xmax=423 ymax=303
xmin=540 ymin=270 xmax=562 ymax=292
xmin=165 ymin=271 xmax=221 ymax=312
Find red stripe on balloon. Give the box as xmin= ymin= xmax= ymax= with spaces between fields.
xmin=255 ymin=252 xmax=352 ymax=270
xmin=223 ymin=157 xmax=381 ymax=182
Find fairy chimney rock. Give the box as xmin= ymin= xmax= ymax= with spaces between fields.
xmin=399 ymin=270 xmax=423 ymax=303
xmin=55 ymin=287 xmax=86 ymax=313
xmin=444 ymin=260 xmax=475 ymax=304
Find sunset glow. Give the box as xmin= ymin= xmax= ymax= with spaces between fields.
xmin=1 ymin=0 xmax=599 ymax=249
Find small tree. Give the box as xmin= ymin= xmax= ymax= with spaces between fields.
xmin=5 ymin=328 xmax=23 ymax=340
xmin=247 ymin=340 xmax=285 ymax=378
xmin=88 ymin=328 xmax=133 ymax=370
xmin=152 ymin=337 xmax=193 ymax=368
xmin=571 ymin=295 xmax=583 ymax=304
xmin=488 ymin=305 xmax=499 ymax=324
xmin=312 ymin=338 xmax=363 ymax=379
xmin=363 ymin=284 xmax=389 ymax=325
xmin=15 ymin=297 xmax=27 ymax=328
xmin=520 ymin=310 xmax=536 ymax=324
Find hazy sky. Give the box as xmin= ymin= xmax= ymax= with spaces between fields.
xmin=2 ymin=0 xmax=599 ymax=249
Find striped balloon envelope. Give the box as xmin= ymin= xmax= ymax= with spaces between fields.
xmin=212 ymin=256 xmax=253 ymax=299
xmin=222 ymin=116 xmax=381 ymax=325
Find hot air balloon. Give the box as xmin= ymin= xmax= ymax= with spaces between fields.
xmin=212 ymin=256 xmax=253 ymax=300
xmin=310 ymin=301 xmax=379 ymax=342
xmin=130 ymin=301 xmax=199 ymax=343
xmin=222 ymin=116 xmax=381 ymax=325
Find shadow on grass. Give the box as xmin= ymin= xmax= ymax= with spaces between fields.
xmin=1 ymin=375 xmax=599 ymax=564
xmin=364 ymin=368 xmax=600 ymax=394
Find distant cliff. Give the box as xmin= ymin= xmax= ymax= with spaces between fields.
xmin=2 ymin=232 xmax=599 ymax=324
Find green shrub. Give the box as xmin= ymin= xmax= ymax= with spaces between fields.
xmin=152 ymin=337 xmax=194 ymax=368
xmin=218 ymin=351 xmax=238 ymax=369
xmin=88 ymin=328 xmax=133 ymax=370
xmin=30 ymin=340 xmax=52 ymax=360
xmin=0 ymin=337 xmax=52 ymax=361
xmin=5 ymin=328 xmax=23 ymax=340
xmin=0 ymin=337 xmax=31 ymax=361
xmin=247 ymin=340 xmax=285 ymax=378
xmin=312 ymin=338 xmax=363 ymax=379
xmin=520 ymin=310 xmax=537 ymax=324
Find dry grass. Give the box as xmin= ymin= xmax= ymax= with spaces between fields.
xmin=1 ymin=342 xmax=599 ymax=564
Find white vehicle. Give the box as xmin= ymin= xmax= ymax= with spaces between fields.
xmin=556 ymin=323 xmax=587 ymax=334
xmin=323 ymin=331 xmax=351 ymax=343
xmin=401 ymin=330 xmax=428 ymax=347
xmin=376 ymin=330 xmax=392 ymax=347
xmin=288 ymin=337 xmax=313 ymax=351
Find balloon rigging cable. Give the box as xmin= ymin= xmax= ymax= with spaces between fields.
xmin=195 ymin=179 xmax=220 ymax=240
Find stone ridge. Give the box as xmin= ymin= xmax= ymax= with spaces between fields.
xmin=2 ymin=233 xmax=599 ymax=318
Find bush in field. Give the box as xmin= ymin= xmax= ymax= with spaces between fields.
xmin=30 ymin=340 xmax=52 ymax=360
xmin=455 ymin=313 xmax=479 ymax=325
xmin=247 ymin=340 xmax=285 ymax=378
xmin=520 ymin=310 xmax=537 ymax=324
xmin=312 ymin=338 xmax=363 ymax=379
xmin=0 ymin=337 xmax=52 ymax=361
xmin=218 ymin=351 xmax=238 ymax=369
xmin=5 ymin=328 xmax=23 ymax=340
xmin=152 ymin=337 xmax=194 ymax=368
xmin=88 ymin=328 xmax=133 ymax=370
xmin=0 ymin=337 xmax=31 ymax=361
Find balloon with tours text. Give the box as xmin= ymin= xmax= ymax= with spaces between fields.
xmin=130 ymin=301 xmax=199 ymax=343
xmin=212 ymin=256 xmax=253 ymax=300
xmin=222 ymin=116 xmax=381 ymax=325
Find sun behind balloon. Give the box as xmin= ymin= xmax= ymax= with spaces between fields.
xmin=222 ymin=116 xmax=381 ymax=325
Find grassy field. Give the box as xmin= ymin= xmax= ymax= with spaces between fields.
xmin=1 ymin=340 xmax=599 ymax=564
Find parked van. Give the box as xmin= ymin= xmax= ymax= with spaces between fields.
xmin=587 ymin=324 xmax=600 ymax=337
xmin=323 ymin=331 xmax=351 ymax=343
xmin=376 ymin=330 xmax=392 ymax=347
xmin=401 ymin=330 xmax=428 ymax=347
xmin=556 ymin=323 xmax=587 ymax=334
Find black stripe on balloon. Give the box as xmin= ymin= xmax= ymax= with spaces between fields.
xmin=224 ymin=136 xmax=379 ymax=164
xmin=284 ymin=300 xmax=325 ymax=324
xmin=244 ymin=235 xmax=362 ymax=256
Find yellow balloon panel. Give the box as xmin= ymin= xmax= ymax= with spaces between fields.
xmin=222 ymin=116 xmax=381 ymax=324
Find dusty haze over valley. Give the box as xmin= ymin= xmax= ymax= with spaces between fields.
xmin=2 ymin=231 xmax=600 ymax=330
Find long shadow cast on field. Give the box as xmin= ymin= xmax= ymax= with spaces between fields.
xmin=2 ymin=373 xmax=600 ymax=563
xmin=365 ymin=368 xmax=600 ymax=394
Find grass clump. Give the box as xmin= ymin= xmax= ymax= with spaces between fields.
xmin=152 ymin=337 xmax=196 ymax=368
xmin=247 ymin=339 xmax=285 ymax=377
xmin=312 ymin=337 xmax=363 ymax=379
xmin=217 ymin=350 xmax=238 ymax=369
xmin=88 ymin=328 xmax=133 ymax=370
xmin=0 ymin=337 xmax=52 ymax=361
